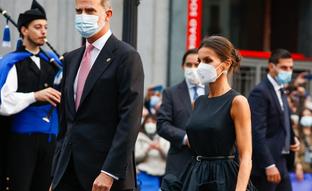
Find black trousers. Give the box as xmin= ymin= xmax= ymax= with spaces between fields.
xmin=54 ymin=158 xmax=135 ymax=191
xmin=6 ymin=133 xmax=55 ymax=191
xmin=0 ymin=116 xmax=10 ymax=190
xmin=251 ymin=157 xmax=292 ymax=191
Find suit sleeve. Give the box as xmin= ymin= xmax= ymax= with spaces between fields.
xmin=248 ymin=87 xmax=275 ymax=169
xmin=101 ymin=50 xmax=144 ymax=179
xmin=157 ymin=89 xmax=186 ymax=148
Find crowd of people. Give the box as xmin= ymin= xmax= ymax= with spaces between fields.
xmin=0 ymin=0 xmax=311 ymax=191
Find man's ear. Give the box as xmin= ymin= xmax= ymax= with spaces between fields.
xmin=268 ymin=63 xmax=275 ymax=70
xmin=20 ymin=26 xmax=28 ymax=38
xmin=105 ymin=10 xmax=113 ymax=22
xmin=268 ymin=62 xmax=277 ymax=74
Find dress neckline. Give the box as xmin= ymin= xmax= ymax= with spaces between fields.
xmin=207 ymin=89 xmax=233 ymax=100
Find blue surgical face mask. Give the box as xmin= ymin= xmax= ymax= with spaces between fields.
xmin=150 ymin=95 xmax=161 ymax=108
xmin=75 ymin=14 xmax=103 ymax=38
xmin=274 ymin=66 xmax=292 ymax=85
xmin=300 ymin=116 xmax=312 ymax=127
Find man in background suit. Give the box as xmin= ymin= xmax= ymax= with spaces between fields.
xmin=157 ymin=49 xmax=205 ymax=178
xmin=51 ymin=0 xmax=144 ymax=190
xmin=248 ymin=49 xmax=300 ymax=191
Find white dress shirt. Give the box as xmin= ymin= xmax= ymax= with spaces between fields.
xmin=0 ymin=55 xmax=40 ymax=115
xmin=185 ymin=80 xmax=205 ymax=103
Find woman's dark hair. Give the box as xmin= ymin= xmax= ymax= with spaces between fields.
xmin=140 ymin=114 xmax=157 ymax=132
xmin=199 ymin=36 xmax=241 ymax=74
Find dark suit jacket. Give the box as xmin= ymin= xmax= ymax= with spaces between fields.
xmin=157 ymin=80 xmax=195 ymax=177
xmin=51 ymin=35 xmax=144 ymax=190
xmin=248 ymin=76 xmax=295 ymax=176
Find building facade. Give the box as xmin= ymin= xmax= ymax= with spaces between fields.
xmin=0 ymin=0 xmax=311 ymax=96
xmin=0 ymin=0 xmax=169 ymax=91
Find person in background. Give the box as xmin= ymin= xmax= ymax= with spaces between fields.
xmin=135 ymin=114 xmax=170 ymax=191
xmin=249 ymin=49 xmax=300 ymax=191
xmin=144 ymin=85 xmax=163 ymax=115
xmin=289 ymin=107 xmax=312 ymax=191
xmin=157 ymin=48 xmax=206 ymax=179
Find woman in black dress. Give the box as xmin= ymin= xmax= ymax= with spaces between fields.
xmin=162 ymin=36 xmax=256 ymax=191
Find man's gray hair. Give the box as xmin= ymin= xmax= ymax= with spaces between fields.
xmin=102 ymin=0 xmax=112 ymax=9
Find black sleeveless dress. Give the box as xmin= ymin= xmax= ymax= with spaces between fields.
xmin=179 ymin=89 xmax=256 ymax=191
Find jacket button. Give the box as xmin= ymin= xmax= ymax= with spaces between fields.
xmin=44 ymin=83 xmax=49 ymax=87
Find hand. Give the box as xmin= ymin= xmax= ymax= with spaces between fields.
xmin=92 ymin=172 xmax=114 ymax=191
xmin=34 ymin=87 xmax=61 ymax=107
xmin=149 ymin=142 xmax=160 ymax=150
xmin=265 ymin=166 xmax=281 ymax=184
xmin=49 ymin=185 xmax=52 ymax=191
xmin=290 ymin=137 xmax=300 ymax=152
xmin=295 ymin=163 xmax=304 ymax=181
xmin=294 ymin=72 xmax=308 ymax=86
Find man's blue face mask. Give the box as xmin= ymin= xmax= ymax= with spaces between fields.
xmin=276 ymin=70 xmax=292 ymax=85
xmin=75 ymin=14 xmax=104 ymax=38
xmin=150 ymin=95 xmax=161 ymax=108
xmin=273 ymin=65 xmax=292 ymax=85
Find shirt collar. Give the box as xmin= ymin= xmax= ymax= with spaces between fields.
xmin=185 ymin=80 xmax=205 ymax=89
xmin=267 ymin=74 xmax=283 ymax=90
xmin=86 ymin=30 xmax=112 ymax=50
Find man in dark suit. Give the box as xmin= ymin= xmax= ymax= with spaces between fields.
xmin=157 ymin=49 xmax=205 ymax=178
xmin=248 ymin=49 xmax=300 ymax=191
xmin=50 ymin=0 xmax=144 ymax=191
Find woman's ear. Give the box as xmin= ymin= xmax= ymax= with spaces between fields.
xmin=223 ymin=59 xmax=232 ymax=70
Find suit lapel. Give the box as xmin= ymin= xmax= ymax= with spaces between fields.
xmin=67 ymin=47 xmax=85 ymax=115
xmin=264 ymin=77 xmax=283 ymax=114
xmin=178 ymin=80 xmax=193 ymax=114
xmin=77 ymin=35 xmax=117 ymax=111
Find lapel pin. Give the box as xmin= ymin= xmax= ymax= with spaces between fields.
xmin=106 ymin=58 xmax=111 ymax=63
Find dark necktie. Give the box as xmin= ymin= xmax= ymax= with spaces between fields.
xmin=193 ymin=86 xmax=198 ymax=101
xmin=280 ymin=88 xmax=291 ymax=153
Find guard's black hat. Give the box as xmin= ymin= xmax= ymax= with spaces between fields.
xmin=17 ymin=0 xmax=47 ymax=31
